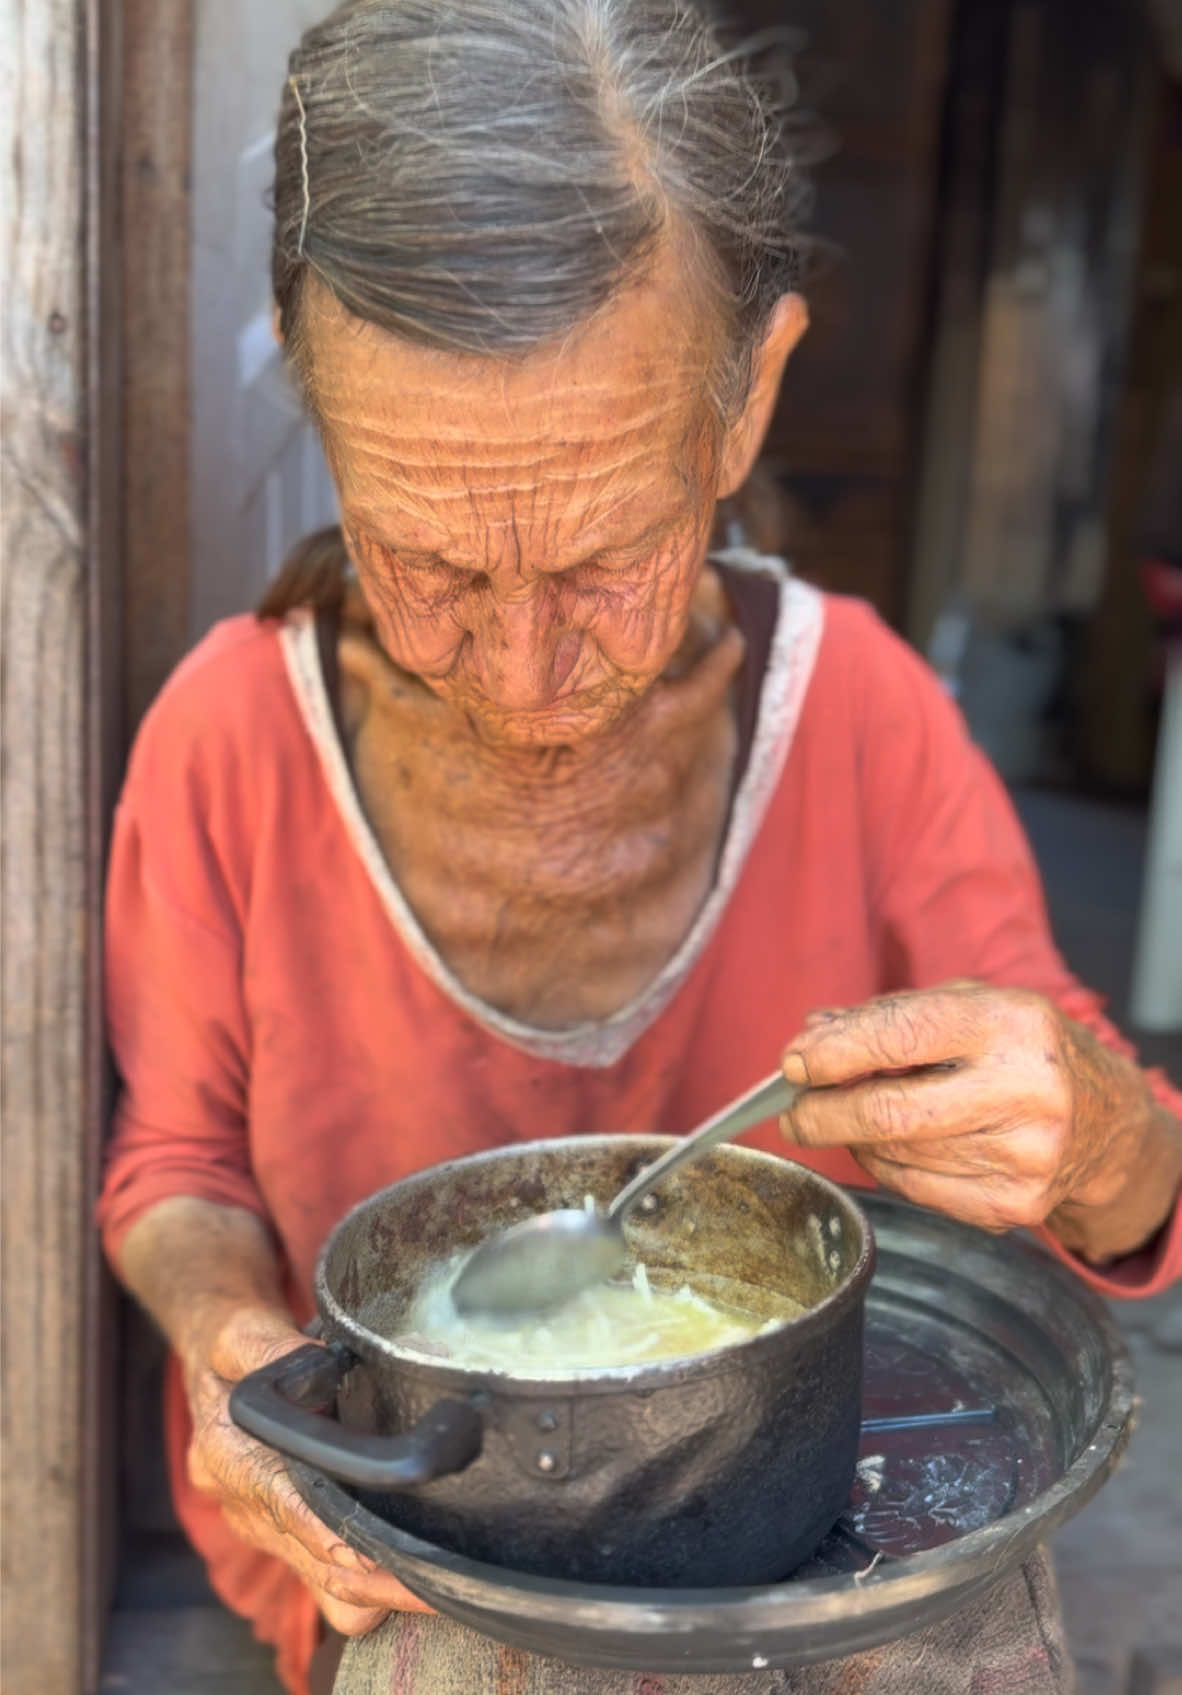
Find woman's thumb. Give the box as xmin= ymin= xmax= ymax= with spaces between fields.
xmin=207 ymin=1305 xmax=314 ymax=1381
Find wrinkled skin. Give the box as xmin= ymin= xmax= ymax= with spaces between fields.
xmin=156 ymin=262 xmax=1180 ymax=1645
xmin=336 ymin=593 xmax=744 ymax=1024
xmin=310 ymin=261 xmax=802 ymax=1023
xmin=310 ymin=262 xmax=789 ymax=752
xmin=117 ymin=1197 xmax=428 ymax=1638
xmin=157 ymin=264 xmax=809 ymax=1637
xmin=780 ymin=982 xmax=1181 ymax=1262
xmin=185 ymin=1306 xmax=430 ymax=1635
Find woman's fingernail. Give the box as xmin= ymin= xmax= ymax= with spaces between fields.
xmin=781 ymin=1050 xmax=809 ymax=1085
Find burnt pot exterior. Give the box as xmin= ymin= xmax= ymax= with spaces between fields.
xmin=332 ymin=1297 xmax=864 ymax=1585
xmin=317 ymin=1136 xmax=874 ymax=1587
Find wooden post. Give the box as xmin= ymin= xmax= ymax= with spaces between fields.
xmin=744 ymin=0 xmax=955 ymax=624
xmin=122 ymin=0 xmax=194 ymax=729
xmin=1 ymin=1 xmax=121 ymax=1690
xmin=905 ymin=0 xmax=1009 ymax=653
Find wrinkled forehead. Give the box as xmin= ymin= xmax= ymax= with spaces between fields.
xmin=298 ymin=267 xmax=724 ymax=528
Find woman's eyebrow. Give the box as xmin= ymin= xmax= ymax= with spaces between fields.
xmin=580 ymin=517 xmax=672 ymax=556
xmin=349 ymin=521 xmax=446 ymax=562
xmin=351 ymin=512 xmax=678 ymax=564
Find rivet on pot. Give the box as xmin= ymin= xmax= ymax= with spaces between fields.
xmin=536 ymin=1409 xmax=559 ymax=1433
xmin=536 ymin=1450 xmax=559 ymax=1474
xmin=639 ymin=1195 xmax=659 ymax=1214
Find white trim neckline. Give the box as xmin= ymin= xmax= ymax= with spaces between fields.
xmin=279 ymin=552 xmax=825 ymax=1068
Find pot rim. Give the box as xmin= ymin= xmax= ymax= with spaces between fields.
xmin=314 ymin=1136 xmax=877 ymax=1397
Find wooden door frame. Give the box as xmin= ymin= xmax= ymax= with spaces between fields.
xmin=1 ymin=1 xmax=193 ymax=1689
xmin=3 ymin=3 xmax=120 ymax=1688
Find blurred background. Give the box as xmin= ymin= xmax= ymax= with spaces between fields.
xmin=189 ymin=0 xmax=1182 ymax=796
xmin=26 ymin=0 xmax=1182 ymax=1690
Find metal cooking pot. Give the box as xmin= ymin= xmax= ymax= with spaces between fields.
xmin=231 ymin=1136 xmax=875 ymax=1587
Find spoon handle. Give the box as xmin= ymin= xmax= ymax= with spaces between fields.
xmin=606 ymin=1071 xmax=801 ymax=1224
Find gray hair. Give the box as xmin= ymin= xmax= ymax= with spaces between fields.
xmin=272 ymin=0 xmax=811 ymax=414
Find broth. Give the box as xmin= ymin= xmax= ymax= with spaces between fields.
xmin=383 ymin=1256 xmax=803 ymax=1377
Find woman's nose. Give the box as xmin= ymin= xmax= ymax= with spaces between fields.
xmin=468 ymin=585 xmax=580 ymax=709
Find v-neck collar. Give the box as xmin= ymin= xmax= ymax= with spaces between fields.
xmin=278 ymin=551 xmax=824 ymax=1069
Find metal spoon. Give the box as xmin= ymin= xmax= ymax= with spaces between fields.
xmin=450 ymin=1071 xmax=800 ymax=1317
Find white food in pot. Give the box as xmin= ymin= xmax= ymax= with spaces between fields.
xmin=392 ymin=1257 xmax=797 ymax=1376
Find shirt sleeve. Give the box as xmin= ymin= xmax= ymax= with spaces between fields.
xmin=846 ymin=602 xmax=1182 ymax=1297
xmin=97 ymin=688 xmax=268 ymax=1270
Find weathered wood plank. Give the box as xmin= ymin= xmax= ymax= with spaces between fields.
xmin=905 ymin=0 xmax=1010 ymax=651
xmin=121 ymin=0 xmax=193 ymax=728
xmin=1080 ymin=72 xmax=1182 ymax=791
xmin=1145 ymin=0 xmax=1182 ymax=79
xmin=84 ymin=4 xmax=128 ymax=1684
xmin=953 ymin=0 xmax=1150 ymax=630
xmin=1 ymin=1 xmax=119 ymax=1691
xmin=737 ymin=0 xmax=955 ymax=624
xmin=114 ymin=0 xmax=197 ymax=1564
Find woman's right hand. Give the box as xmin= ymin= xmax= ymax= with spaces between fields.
xmin=182 ymin=1306 xmax=432 ymax=1636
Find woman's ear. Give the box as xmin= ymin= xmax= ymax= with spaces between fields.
xmin=716 ymin=294 xmax=808 ymax=498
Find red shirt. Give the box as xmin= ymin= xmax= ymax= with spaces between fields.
xmin=99 ymin=584 xmax=1182 ymax=1695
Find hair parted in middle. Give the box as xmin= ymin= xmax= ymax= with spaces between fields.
xmin=271 ymin=0 xmax=814 ymax=418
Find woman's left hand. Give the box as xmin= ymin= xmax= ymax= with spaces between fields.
xmin=779 ymin=982 xmax=1179 ymax=1259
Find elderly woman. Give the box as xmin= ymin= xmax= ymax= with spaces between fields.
xmin=99 ymin=2 xmax=1182 ymax=1693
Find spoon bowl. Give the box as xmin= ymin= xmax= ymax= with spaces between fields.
xmin=451 ymin=1207 xmax=629 ymax=1316
xmin=450 ymin=1071 xmax=798 ymax=1316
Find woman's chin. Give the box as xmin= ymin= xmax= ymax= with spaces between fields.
xmin=454 ymin=684 xmax=643 ymax=752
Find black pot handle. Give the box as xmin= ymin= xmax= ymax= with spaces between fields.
xmin=229 ymin=1343 xmax=483 ymax=1491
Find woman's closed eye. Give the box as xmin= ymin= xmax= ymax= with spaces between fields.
xmin=351 ymin=533 xmax=469 ymax=604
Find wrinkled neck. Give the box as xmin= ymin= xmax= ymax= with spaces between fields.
xmin=336 ymin=564 xmax=744 ymax=801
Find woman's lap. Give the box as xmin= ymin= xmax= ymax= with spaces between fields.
xmin=322 ymin=1545 xmax=1072 ymax=1695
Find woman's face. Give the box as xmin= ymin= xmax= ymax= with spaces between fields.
xmin=303 ymin=265 xmax=799 ymax=750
